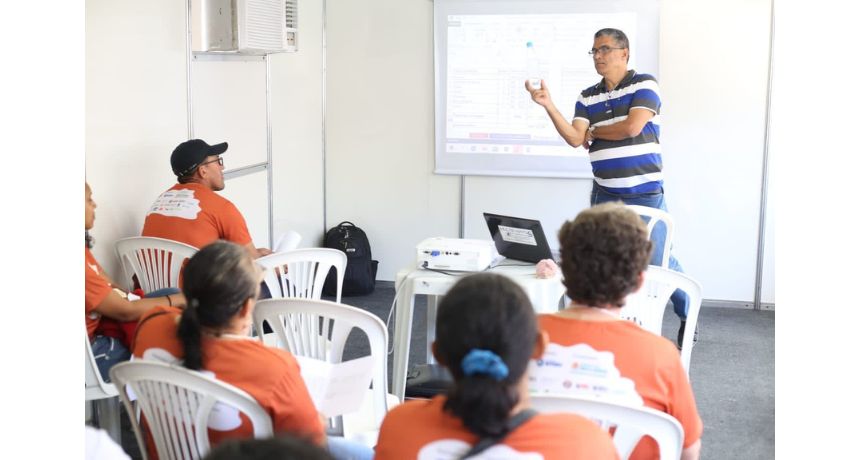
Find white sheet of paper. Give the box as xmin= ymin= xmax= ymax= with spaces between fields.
xmin=295 ymin=355 xmax=375 ymax=418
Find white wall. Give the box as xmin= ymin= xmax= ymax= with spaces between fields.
xmin=761 ymin=170 xmax=774 ymax=305
xmin=325 ymin=0 xmax=461 ymax=280
xmin=326 ymin=0 xmax=775 ymax=304
xmin=86 ymin=0 xmax=188 ymax=278
xmin=87 ymin=0 xmax=774 ymax=305
xmin=269 ymin=0 xmax=326 ymax=247
xmin=86 ymin=0 xmax=325 ymax=276
xmin=658 ymin=0 xmax=771 ymax=303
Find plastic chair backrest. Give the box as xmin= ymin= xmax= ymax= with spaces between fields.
xmin=114 ymin=237 xmax=198 ymax=292
xmin=626 ymin=205 xmax=675 ymax=268
xmin=620 ymin=266 xmax=703 ymax=374
xmin=85 ymin=333 xmax=118 ymax=401
xmin=530 ymin=394 xmax=683 ymax=460
xmin=256 ymin=248 xmax=347 ymax=304
xmin=253 ymin=298 xmax=389 ymax=428
xmin=110 ymin=361 xmax=273 ymax=460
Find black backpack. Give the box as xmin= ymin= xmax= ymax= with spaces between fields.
xmin=322 ymin=221 xmax=379 ymax=296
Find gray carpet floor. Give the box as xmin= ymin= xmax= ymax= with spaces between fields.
xmin=108 ymin=281 xmax=775 ymax=459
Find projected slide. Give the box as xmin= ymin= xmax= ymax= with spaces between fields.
xmin=444 ymin=13 xmax=637 ymax=158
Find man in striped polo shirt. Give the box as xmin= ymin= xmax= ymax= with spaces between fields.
xmin=526 ymin=28 xmax=695 ymax=347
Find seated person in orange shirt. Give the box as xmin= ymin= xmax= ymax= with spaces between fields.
xmin=85 ymin=182 xmax=185 ymax=382
xmin=132 ymin=241 xmax=372 ymax=460
xmin=375 ymin=273 xmax=619 ymax=460
xmin=141 ymin=139 xmax=271 ymax=259
xmin=537 ymin=202 xmax=702 ymax=460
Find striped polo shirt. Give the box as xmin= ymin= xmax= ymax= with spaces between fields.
xmin=574 ymin=70 xmax=662 ymax=195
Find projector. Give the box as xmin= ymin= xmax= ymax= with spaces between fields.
xmin=416 ymin=237 xmax=497 ymax=272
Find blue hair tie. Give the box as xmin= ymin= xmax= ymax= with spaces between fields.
xmin=461 ymin=349 xmax=509 ymax=381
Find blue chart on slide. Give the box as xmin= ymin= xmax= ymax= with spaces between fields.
xmin=444 ymin=13 xmax=636 ymax=158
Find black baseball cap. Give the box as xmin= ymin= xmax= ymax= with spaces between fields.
xmin=171 ymin=139 xmax=228 ymax=177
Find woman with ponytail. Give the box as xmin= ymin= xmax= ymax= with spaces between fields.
xmin=132 ymin=241 xmax=325 ymax=454
xmin=375 ymin=273 xmax=618 ymax=459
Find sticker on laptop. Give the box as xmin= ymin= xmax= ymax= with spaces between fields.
xmin=498 ymin=225 xmax=538 ymax=246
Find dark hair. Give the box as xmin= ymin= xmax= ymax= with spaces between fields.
xmin=595 ymin=28 xmax=629 ymax=49
xmin=85 ymin=231 xmax=95 ymax=249
xmin=202 ymin=435 xmax=333 ymax=460
xmin=177 ymin=240 xmax=259 ymax=370
xmin=595 ymin=28 xmax=630 ymax=62
xmin=436 ymin=273 xmax=537 ymax=438
xmin=558 ymin=202 xmax=652 ymax=307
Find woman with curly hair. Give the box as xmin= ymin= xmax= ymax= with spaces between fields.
xmin=538 ymin=202 xmax=702 ymax=460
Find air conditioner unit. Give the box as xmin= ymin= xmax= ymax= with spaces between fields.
xmin=195 ymin=0 xmax=298 ymax=54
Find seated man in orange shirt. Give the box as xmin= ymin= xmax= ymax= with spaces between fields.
xmin=141 ymin=139 xmax=271 ymax=259
xmin=535 ymin=202 xmax=702 ymax=460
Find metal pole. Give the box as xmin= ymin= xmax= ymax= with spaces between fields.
xmin=266 ymin=55 xmax=275 ymax=249
xmin=459 ymin=176 xmax=465 ymax=238
xmin=754 ymin=0 xmax=775 ymax=311
xmin=322 ymin=0 xmax=329 ymax=234
xmin=185 ymin=0 xmax=194 ymax=138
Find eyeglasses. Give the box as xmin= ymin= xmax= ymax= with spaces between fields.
xmin=588 ymin=46 xmax=626 ymax=56
xmin=199 ymin=157 xmax=223 ymax=168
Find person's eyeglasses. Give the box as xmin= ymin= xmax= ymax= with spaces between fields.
xmin=588 ymin=46 xmax=625 ymax=56
xmin=199 ymin=157 xmax=223 ymax=168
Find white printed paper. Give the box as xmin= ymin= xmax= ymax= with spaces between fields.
xmin=498 ymin=225 xmax=538 ymax=246
xmin=146 ymin=189 xmax=201 ymax=220
xmin=528 ymin=343 xmax=643 ymax=406
xmin=419 ymin=439 xmax=543 ymax=460
xmin=296 ymin=355 xmax=375 ymax=418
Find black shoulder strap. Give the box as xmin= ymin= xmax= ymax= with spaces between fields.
xmin=457 ymin=409 xmax=538 ymax=460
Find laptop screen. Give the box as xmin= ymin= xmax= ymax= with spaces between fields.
xmin=483 ymin=212 xmax=554 ymax=264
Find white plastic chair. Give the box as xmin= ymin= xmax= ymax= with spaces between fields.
xmin=620 ymin=266 xmax=703 ymax=374
xmin=114 ymin=236 xmax=198 ymax=293
xmin=274 ymin=230 xmax=302 ymax=252
xmin=256 ymin=248 xmax=347 ymax=304
xmin=110 ymin=360 xmax=273 ymax=460
xmin=626 ymin=205 xmax=675 ymax=268
xmin=253 ymin=298 xmax=395 ymax=446
xmin=85 ymin=333 xmax=121 ymax=444
xmin=530 ymin=394 xmax=684 ymax=460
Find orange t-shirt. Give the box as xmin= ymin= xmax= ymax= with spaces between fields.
xmin=538 ymin=314 xmax=703 ymax=460
xmin=85 ymin=247 xmax=113 ymax=339
xmin=375 ymin=395 xmax=619 ymax=460
xmin=141 ymin=183 xmax=252 ymax=250
xmin=132 ymin=306 xmax=325 ymax=454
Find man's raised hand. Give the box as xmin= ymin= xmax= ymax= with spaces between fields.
xmin=525 ymin=79 xmax=552 ymax=108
